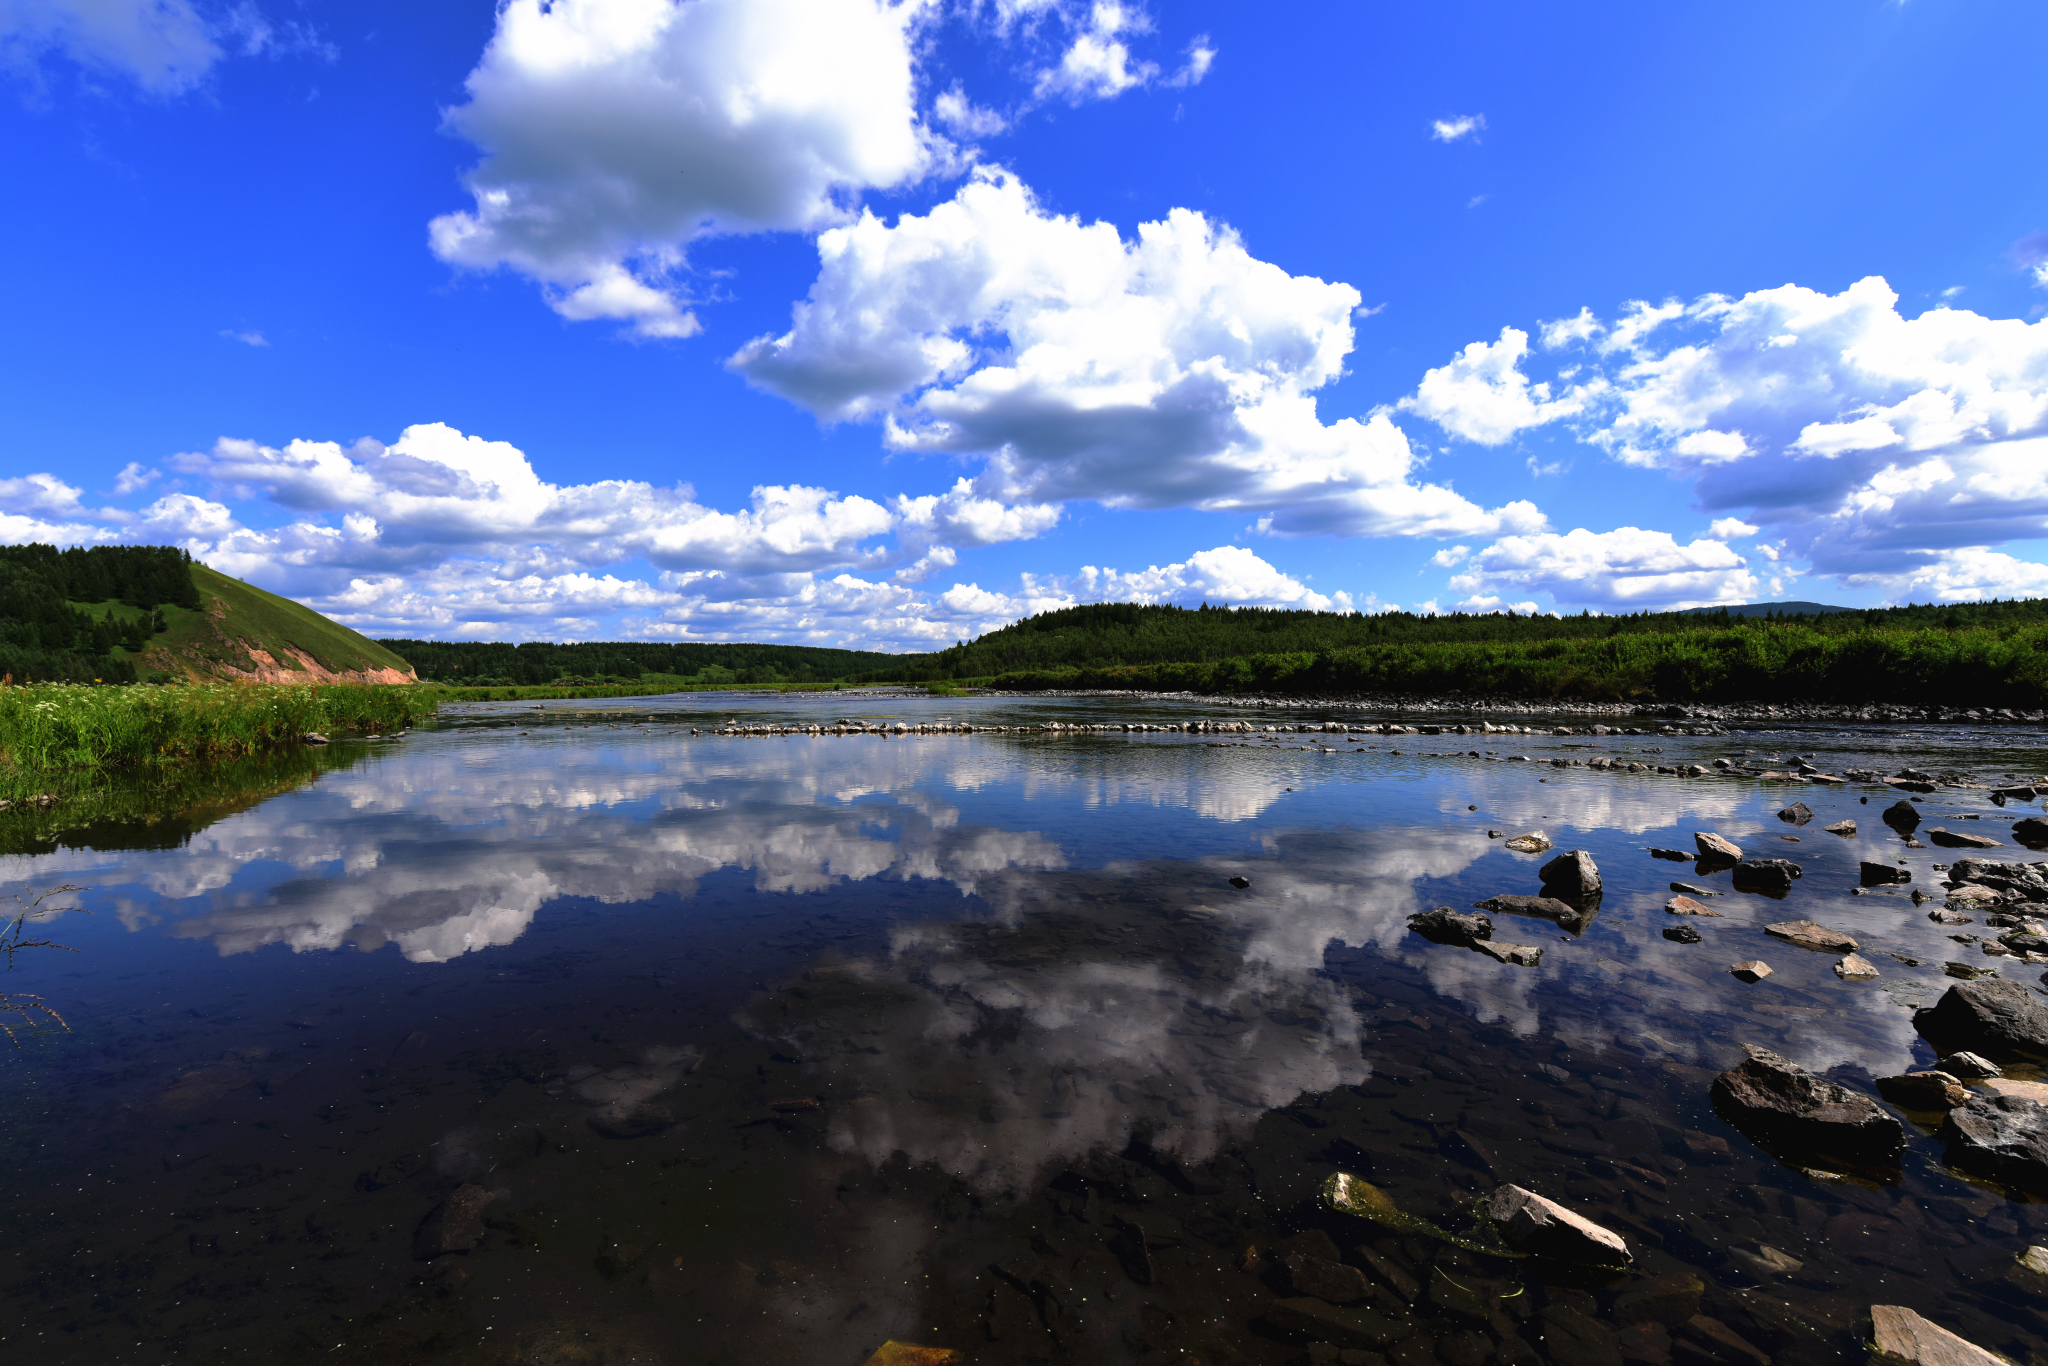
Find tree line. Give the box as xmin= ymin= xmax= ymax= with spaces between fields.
xmin=377 ymin=638 xmax=899 ymax=687
xmin=0 ymin=545 xmax=195 ymax=684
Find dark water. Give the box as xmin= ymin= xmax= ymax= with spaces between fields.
xmin=3 ymin=693 xmax=2047 ymax=1365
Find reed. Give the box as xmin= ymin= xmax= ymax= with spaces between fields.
xmin=0 ymin=681 xmax=431 ymax=774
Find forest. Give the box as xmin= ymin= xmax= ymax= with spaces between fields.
xmin=0 ymin=545 xmax=196 ymax=684
xmin=379 ymin=638 xmax=899 ymax=687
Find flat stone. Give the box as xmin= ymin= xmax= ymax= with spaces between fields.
xmin=1539 ymin=849 xmax=1602 ymax=898
xmin=1502 ymin=832 xmax=1552 ymax=854
xmin=1863 ymin=861 xmax=1914 ymax=886
xmin=1914 ymin=978 xmax=2048 ymax=1057
xmin=1931 ymin=829 xmax=2003 ymax=850
xmin=1778 ymin=801 xmax=1814 ymax=826
xmin=1937 ymin=1051 xmax=2002 ymax=1079
xmin=1666 ymin=895 xmax=1725 ymax=917
xmin=1650 ymin=847 xmax=1693 ymax=861
xmin=1947 ymin=885 xmax=2006 ymax=904
xmin=1942 ymin=1093 xmax=2048 ymax=1194
xmin=1762 ymin=919 xmax=1856 ymax=952
xmin=1875 ymin=1072 xmax=1968 ymax=1109
xmin=1483 ymin=1184 xmax=1631 ymax=1267
xmin=1710 ymin=1044 xmax=1903 ymax=1163
xmin=1408 ymin=907 xmax=1492 ymax=947
xmin=1982 ymin=1077 xmax=2048 ymax=1104
xmin=1869 ymin=1304 xmax=2007 ymax=1366
xmin=1473 ymin=893 xmax=1582 ymax=925
xmin=1835 ymin=953 xmax=1880 ymax=980
xmin=1669 ymin=881 xmax=1721 ymax=896
xmin=1676 ymin=1315 xmax=1770 ymax=1366
xmin=1731 ymin=960 xmax=1773 ymax=982
xmin=1824 ymin=819 xmax=1857 ymax=836
xmin=1695 ymin=831 xmax=1743 ymax=862
xmin=1473 ymin=939 xmax=1543 ymax=966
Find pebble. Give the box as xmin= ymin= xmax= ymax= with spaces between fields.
xmin=1730 ymin=960 xmax=1772 ymax=983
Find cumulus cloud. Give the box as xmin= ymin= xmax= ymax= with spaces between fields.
xmin=1430 ymin=113 xmax=1485 ymax=143
xmin=2014 ymin=232 xmax=2048 ymax=290
xmin=1070 ymin=544 xmax=1353 ymax=611
xmin=1032 ymin=0 xmax=1154 ymax=101
xmin=1842 ymin=547 xmax=2048 ymax=604
xmin=732 ymin=168 xmax=1543 ymax=540
xmin=1406 ymin=276 xmax=2048 ymax=598
xmin=428 ymin=0 xmax=936 ymax=339
xmin=1706 ymin=517 xmax=1758 ymax=540
xmin=1447 ymin=526 xmax=1759 ymax=610
xmin=0 ymin=0 xmax=327 ymax=95
xmin=113 ymin=462 xmax=158 ymax=496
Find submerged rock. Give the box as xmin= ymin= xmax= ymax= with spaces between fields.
xmin=1875 ymin=1072 xmax=1968 ymax=1110
xmin=1942 ymin=1094 xmax=2048 ymax=1195
xmin=1669 ymin=881 xmax=1721 ymax=897
xmin=1868 ymin=1305 xmax=2006 ymax=1366
xmin=1762 ymin=920 xmax=1856 ymax=952
xmin=1503 ymin=832 xmax=1552 ymax=854
xmin=1473 ymin=893 xmax=1582 ymax=926
xmin=1914 ymin=978 xmax=2048 ymax=1057
xmin=1538 ymin=849 xmax=1602 ymax=899
xmin=1483 ymin=1184 xmax=1631 ymax=1267
xmin=1650 ymin=847 xmax=1692 ymax=861
xmin=1709 ymin=1045 xmax=1903 ymax=1164
xmin=1695 ymin=831 xmax=1743 ymax=863
xmin=1778 ymin=801 xmax=1814 ymax=826
xmin=1931 ymin=829 xmax=2003 ymax=850
xmin=413 ymin=1184 xmax=502 ymax=1259
xmin=1474 ymin=940 xmax=1543 ymax=966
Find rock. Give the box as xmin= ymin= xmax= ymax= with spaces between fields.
xmin=2008 ymin=1245 xmax=2048 ymax=1296
xmin=1539 ymin=849 xmax=1602 ymax=898
xmin=302 ymin=731 xmax=329 ymax=745
xmin=1984 ymin=1077 xmax=2048 ymax=1104
xmin=1228 ymin=875 xmax=1251 ymax=889
xmin=1732 ymin=859 xmax=1801 ymax=896
xmin=1695 ymin=831 xmax=1743 ymax=863
xmin=1730 ymin=961 xmax=1773 ymax=983
xmin=2016 ymin=818 xmax=2048 ymax=849
xmin=860 ymin=1344 xmax=962 ymax=1366
xmin=1728 ymin=1245 xmax=1803 ymax=1277
xmin=1942 ymin=1093 xmax=2048 ymax=1194
xmin=413 ymin=1184 xmax=502 ymax=1259
xmin=1258 ymin=1298 xmax=1411 ymax=1351
xmin=1950 ymin=858 xmax=2048 ymax=903
xmin=1777 ymin=801 xmax=1814 ymax=826
xmin=1999 ymin=926 xmax=2048 ymax=955
xmin=1669 ymin=881 xmax=1721 ymax=896
xmin=1947 ymin=885 xmax=2006 ymax=905
xmin=1483 ymin=1184 xmax=1631 ymax=1267
xmin=1709 ymin=1044 xmax=1904 ymax=1163
xmin=1650 ymin=847 xmax=1693 ymax=861
xmin=1408 ymin=907 xmax=1492 ymax=947
xmin=1994 ymin=786 xmax=2041 ymax=804
xmin=1862 ymin=861 xmax=1913 ymax=886
xmin=1937 ymin=1051 xmax=2002 ymax=1079
xmin=1883 ymin=800 xmax=1923 ymax=833
xmin=1664 ymin=924 xmax=1703 ymax=944
xmin=1835 ymin=953 xmax=1880 ymax=980
xmin=1473 ymin=893 xmax=1582 ymax=926
xmin=1675 ymin=1315 xmax=1770 ymax=1366
xmin=1889 ymin=778 xmax=1939 ymax=794
xmin=1869 ymin=1304 xmax=2007 ymax=1366
xmin=1930 ymin=829 xmax=2003 ymax=850
xmin=1473 ymin=940 xmax=1543 ymax=966
xmin=1945 ymin=962 xmax=2000 ymax=980
xmin=1666 ymin=895 xmax=1724 ymax=917
xmin=1914 ymin=978 xmax=2048 ymax=1057
xmin=1610 ymin=1273 xmax=1704 ymax=1327
xmin=1929 ymin=909 xmax=1975 ymax=925
xmin=1763 ymin=920 xmax=1857 ymax=952
xmin=1284 ymin=1250 xmax=1372 ymax=1305
xmin=1875 ymin=1072 xmax=1968 ymax=1109
xmin=1503 ymin=832 xmax=1552 ymax=854
xmin=1824 ymin=819 xmax=1857 ymax=836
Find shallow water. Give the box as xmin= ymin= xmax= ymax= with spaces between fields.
xmin=3 ymin=692 xmax=2047 ymax=1365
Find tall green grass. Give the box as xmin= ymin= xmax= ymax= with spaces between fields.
xmin=0 ymin=682 xmax=431 ymax=773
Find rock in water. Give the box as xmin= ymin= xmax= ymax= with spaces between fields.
xmin=1824 ymin=819 xmax=1857 ymax=837
xmin=1732 ymin=859 xmax=1801 ymax=896
xmin=1483 ymin=1185 xmax=1631 ymax=1268
xmin=1538 ymin=849 xmax=1601 ymax=898
xmin=1875 ymin=1072 xmax=1968 ymax=1109
xmin=1666 ymin=895 xmax=1724 ymax=917
xmin=1862 ymin=861 xmax=1913 ymax=886
xmin=1778 ymin=801 xmax=1814 ymax=826
xmin=1950 ymin=858 xmax=2048 ymax=903
xmin=1730 ymin=961 xmax=1773 ymax=983
xmin=1835 ymin=953 xmax=1880 ymax=980
xmin=1939 ymin=1051 xmax=2003 ymax=1079
xmin=1408 ymin=907 xmax=1492 ymax=947
xmin=1284 ymin=1250 xmax=1372 ymax=1304
xmin=1915 ymin=978 xmax=2048 ymax=1057
xmin=1503 ymin=832 xmax=1552 ymax=854
xmin=1931 ymin=829 xmax=2003 ymax=850
xmin=1868 ymin=1305 xmax=2007 ymax=1366
xmin=1763 ymin=920 xmax=1857 ymax=952
xmin=1473 ymin=893 xmax=1584 ymax=928
xmin=1695 ymin=831 xmax=1743 ymax=863
xmin=1709 ymin=1045 xmax=1903 ymax=1164
xmin=1228 ymin=875 xmax=1251 ymax=889
xmin=1883 ymin=800 xmax=1923 ymax=833
xmin=1944 ymin=1093 xmax=2048 ymax=1195
xmin=2014 ymin=817 xmax=2048 ymax=849
xmin=413 ymin=1184 xmax=502 ymax=1259
xmin=1474 ymin=940 xmax=1543 ymax=966
xmin=1664 ymin=924 xmax=1703 ymax=944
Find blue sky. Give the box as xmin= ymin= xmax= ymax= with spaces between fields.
xmin=4 ymin=0 xmax=2047 ymax=648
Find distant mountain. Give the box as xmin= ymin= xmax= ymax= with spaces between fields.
xmin=1677 ymin=601 xmax=1852 ymax=618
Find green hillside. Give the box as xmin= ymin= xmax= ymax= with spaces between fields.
xmin=134 ymin=565 xmax=415 ymax=682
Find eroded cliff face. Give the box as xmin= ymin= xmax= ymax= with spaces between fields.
xmin=138 ymin=597 xmax=416 ymax=685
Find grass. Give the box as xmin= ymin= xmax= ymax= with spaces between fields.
xmin=0 ymin=681 xmax=431 ymax=774
xmin=121 ymin=565 xmax=416 ymax=680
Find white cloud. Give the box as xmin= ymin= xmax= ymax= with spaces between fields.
xmin=0 ymin=0 xmax=222 ymax=94
xmin=732 ymin=168 xmax=1543 ymax=540
xmin=113 ymin=462 xmax=157 ymax=496
xmin=1069 ymin=544 xmax=1353 ymax=611
xmin=1849 ymin=547 xmax=2048 ymax=603
xmin=1427 ymin=544 xmax=1469 ymax=568
xmin=428 ymin=0 xmax=937 ymax=340
xmin=1406 ymin=277 xmax=2048 ymax=588
xmin=2014 ymin=233 xmax=2048 ymax=290
xmin=1452 ymin=594 xmax=1540 ymax=614
xmin=1706 ymin=517 xmax=1759 ymax=540
xmin=1032 ymin=1 xmax=1154 ymax=102
xmin=220 ymin=328 xmax=266 ymax=347
xmin=1398 ymin=326 xmax=1593 ymax=445
xmin=932 ymin=82 xmax=1005 ymax=137
xmin=0 ymin=472 xmax=86 ymax=516
xmin=1447 ymin=526 xmax=1758 ymax=610
xmin=1429 ymin=113 xmax=1485 ymax=143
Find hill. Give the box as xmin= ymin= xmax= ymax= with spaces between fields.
xmin=134 ymin=565 xmax=415 ymax=683
xmin=1676 ymin=600 xmax=1850 ymax=617
xmin=381 ymin=637 xmax=898 ymax=687
xmin=0 ymin=544 xmax=201 ymax=683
